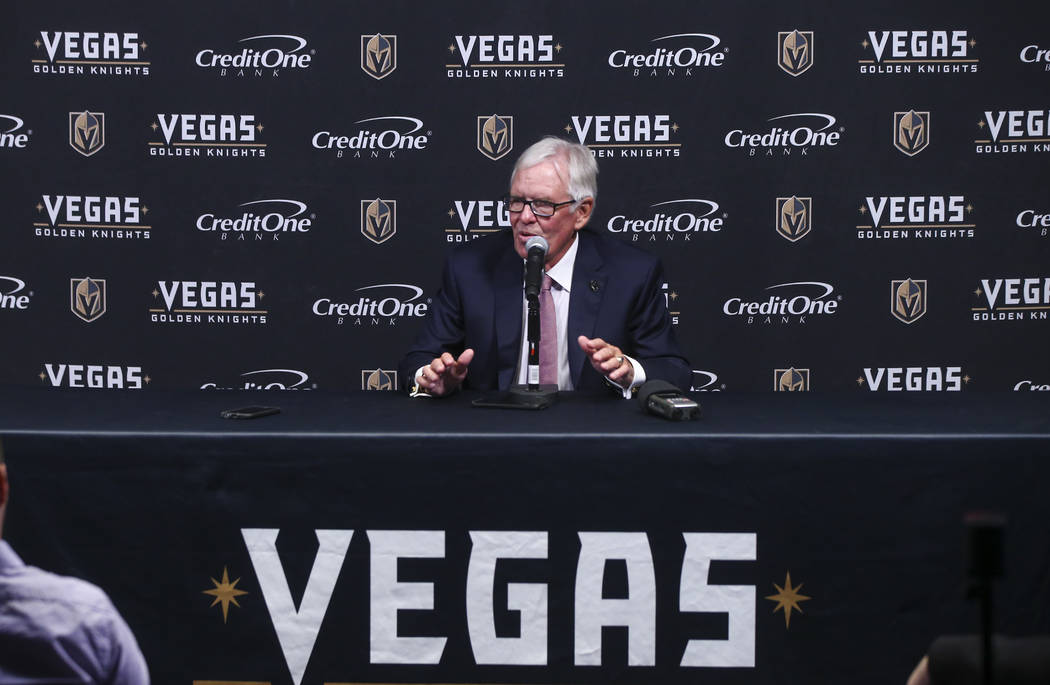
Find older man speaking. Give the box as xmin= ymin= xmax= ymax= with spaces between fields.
xmin=400 ymin=136 xmax=690 ymax=397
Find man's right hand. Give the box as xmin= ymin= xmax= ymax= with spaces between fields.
xmin=416 ymin=348 xmax=474 ymax=396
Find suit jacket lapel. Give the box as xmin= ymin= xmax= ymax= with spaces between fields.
xmin=568 ymin=232 xmax=606 ymax=386
xmin=492 ymin=241 xmax=523 ymax=388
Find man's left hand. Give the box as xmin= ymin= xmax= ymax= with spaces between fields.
xmin=578 ymin=335 xmax=634 ymax=387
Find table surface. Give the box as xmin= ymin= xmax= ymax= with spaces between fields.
xmin=1 ymin=386 xmax=1047 ymax=441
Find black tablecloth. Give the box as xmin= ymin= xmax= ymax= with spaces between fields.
xmin=1 ymin=388 xmax=1048 ymax=685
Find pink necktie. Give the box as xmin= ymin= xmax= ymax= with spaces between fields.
xmin=539 ymin=274 xmax=558 ymax=386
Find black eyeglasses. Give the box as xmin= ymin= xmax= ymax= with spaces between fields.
xmin=503 ymin=195 xmax=575 ymax=218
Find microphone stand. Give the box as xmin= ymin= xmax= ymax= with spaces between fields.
xmin=526 ymin=294 xmax=541 ymax=391
xmin=472 ymin=236 xmax=557 ymax=410
xmin=506 ymin=289 xmax=558 ymax=408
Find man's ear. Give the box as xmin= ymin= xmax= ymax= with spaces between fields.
xmin=573 ymin=197 xmax=594 ymax=229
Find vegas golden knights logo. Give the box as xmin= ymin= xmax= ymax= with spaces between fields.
xmin=361 ymin=34 xmax=396 ymax=80
xmin=361 ymin=199 xmax=396 ymax=244
xmin=776 ymin=196 xmax=812 ymax=242
xmin=69 ymin=111 xmax=105 ymax=157
xmin=891 ymin=278 xmax=927 ymax=324
xmin=778 ymin=30 xmax=813 ymax=76
xmin=894 ymin=110 xmax=929 ymax=156
xmin=362 ymin=368 xmax=397 ymax=390
xmin=775 ymin=368 xmax=810 ymax=391
xmin=70 ymin=276 xmax=106 ymax=322
xmin=477 ymin=114 xmax=513 ymax=160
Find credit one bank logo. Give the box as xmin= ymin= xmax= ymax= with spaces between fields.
xmin=723 ymin=281 xmax=840 ymax=325
xmin=608 ymin=199 xmax=725 ymax=243
xmin=312 ymin=283 xmax=429 ymax=326
xmin=195 ymin=34 xmax=313 ymax=77
xmin=607 ymin=32 xmax=728 ymax=77
xmin=724 ymin=112 xmax=842 ymax=156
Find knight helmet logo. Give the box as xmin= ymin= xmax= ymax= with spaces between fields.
xmin=776 ymin=196 xmax=812 ymax=242
xmin=775 ymin=367 xmax=810 ymax=391
xmin=69 ymin=111 xmax=105 ymax=156
xmin=70 ymin=276 xmax=106 ymax=322
xmin=891 ymin=278 xmax=927 ymax=324
xmin=361 ymin=199 xmax=397 ymax=244
xmin=894 ymin=110 xmax=930 ymax=156
xmin=778 ymin=30 xmax=813 ymax=76
xmin=477 ymin=114 xmax=513 ymax=160
xmin=361 ymin=34 xmax=396 ymax=80
xmin=362 ymin=368 xmax=397 ymax=390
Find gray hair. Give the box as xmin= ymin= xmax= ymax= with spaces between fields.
xmin=511 ymin=136 xmax=598 ymax=206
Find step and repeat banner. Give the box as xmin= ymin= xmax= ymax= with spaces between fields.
xmin=1 ymin=1 xmax=1049 ymax=393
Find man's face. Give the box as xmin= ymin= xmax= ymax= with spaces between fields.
xmin=509 ymin=158 xmax=593 ymax=267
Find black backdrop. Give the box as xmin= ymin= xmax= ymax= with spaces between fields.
xmin=3 ymin=3 xmax=1050 ymax=683
xmin=2 ymin=1 xmax=1049 ymax=394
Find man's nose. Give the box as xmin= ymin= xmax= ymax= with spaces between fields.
xmin=518 ymin=203 xmax=537 ymax=222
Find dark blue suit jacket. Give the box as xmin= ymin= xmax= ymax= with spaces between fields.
xmin=398 ymin=229 xmax=691 ymax=392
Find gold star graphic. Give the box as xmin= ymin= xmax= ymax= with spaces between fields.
xmin=857 ymin=376 xmax=865 ymax=385
xmin=766 ymin=572 xmax=810 ymax=628
xmin=447 ymin=208 xmax=456 ymax=218
xmin=975 ymin=287 xmax=982 ymax=297
xmin=447 ymin=44 xmax=456 ymax=54
xmin=671 ymin=122 xmax=680 ymax=133
xmin=257 ymin=290 xmax=265 ymax=300
xmin=966 ymin=204 xmax=973 ymax=213
xmin=564 ymin=123 xmax=573 ymax=134
xmin=203 ymin=566 xmax=248 ymax=623
xmin=861 ymin=38 xmax=869 ymax=49
xmin=150 ymin=121 xmax=158 ymax=131
xmin=39 ymin=371 xmax=46 ymax=381
xmin=670 ymin=291 xmax=679 ymax=300
xmin=969 ymin=38 xmax=977 ymax=48
xmin=256 ymin=123 xmax=265 ymax=133
xmin=555 ymin=43 xmax=563 ymax=53
xmin=34 ymin=39 xmax=42 ymax=49
xmin=140 ymin=40 xmax=148 ymax=51
xmin=977 ymin=120 xmax=985 ymax=129
xmin=144 ymin=375 xmax=152 ymax=384
xmin=964 ymin=375 xmax=972 ymax=384
xmin=858 ymin=205 xmax=867 ymax=214
xmin=36 ymin=202 xmax=44 ymax=212
xmin=142 ymin=205 xmax=149 ymax=215
xmin=151 ymin=288 xmax=159 ymax=298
